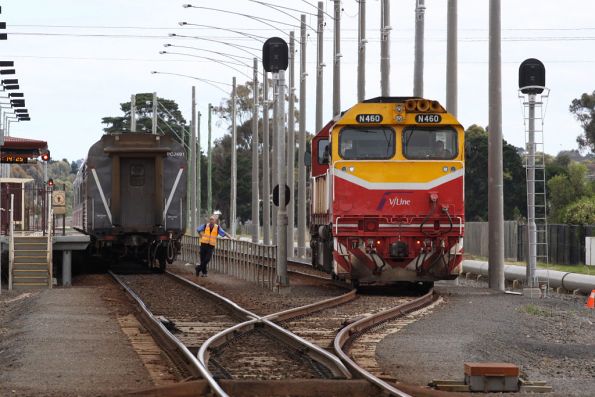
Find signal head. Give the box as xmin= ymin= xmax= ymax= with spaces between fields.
xmin=47 ymin=178 xmax=54 ymax=187
xmin=41 ymin=151 xmax=50 ymax=161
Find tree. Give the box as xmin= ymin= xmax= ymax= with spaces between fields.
xmin=569 ymin=91 xmax=595 ymax=152
xmin=464 ymin=124 xmax=527 ymax=221
xmin=101 ymin=93 xmax=190 ymax=148
xmin=560 ymin=196 xmax=595 ymax=225
xmin=547 ymin=162 xmax=592 ymax=221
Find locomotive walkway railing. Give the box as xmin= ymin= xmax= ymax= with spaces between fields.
xmin=180 ymin=236 xmax=278 ymax=290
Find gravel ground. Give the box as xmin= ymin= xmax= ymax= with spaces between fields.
xmin=376 ymin=280 xmax=595 ymax=397
xmin=0 ymin=275 xmax=157 ymax=397
xmin=169 ymin=261 xmax=348 ymax=316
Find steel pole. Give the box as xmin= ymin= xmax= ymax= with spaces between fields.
xmin=230 ymin=77 xmax=237 ymax=237
xmin=413 ymin=0 xmax=425 ymax=97
xmin=197 ymin=110 xmax=202 ymax=224
xmin=130 ymin=94 xmax=137 ymax=132
xmin=297 ymin=15 xmax=307 ymax=258
xmin=380 ymin=0 xmax=390 ymax=96
xmin=357 ymin=0 xmax=366 ymax=102
xmin=252 ymin=58 xmax=260 ymax=243
xmin=152 ymin=92 xmax=158 ymax=134
xmin=488 ymin=0 xmax=505 ymax=291
xmin=276 ymin=69 xmax=288 ymax=288
xmin=207 ymin=103 xmax=213 ymax=216
xmin=262 ymin=71 xmax=271 ymax=244
xmin=271 ymin=76 xmax=278 ymax=244
xmin=287 ymin=32 xmax=296 ymax=257
xmin=527 ymin=95 xmax=537 ymax=288
xmin=315 ymin=1 xmax=324 ymax=132
xmin=190 ymin=87 xmax=197 ymax=236
xmin=333 ymin=0 xmax=341 ymax=116
xmin=446 ymin=0 xmax=458 ymax=116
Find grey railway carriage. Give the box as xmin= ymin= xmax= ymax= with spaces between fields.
xmin=73 ymin=132 xmax=187 ymax=271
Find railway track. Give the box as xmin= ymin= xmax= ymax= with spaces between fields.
xmin=112 ymin=266 xmax=441 ymax=396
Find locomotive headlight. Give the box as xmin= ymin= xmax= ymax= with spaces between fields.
xmin=443 ymin=166 xmax=448 ymax=172
xmin=349 ymin=166 xmax=355 ymax=172
xmin=396 ymin=115 xmax=403 ymax=122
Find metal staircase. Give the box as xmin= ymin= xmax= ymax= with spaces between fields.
xmin=11 ymin=235 xmax=52 ymax=288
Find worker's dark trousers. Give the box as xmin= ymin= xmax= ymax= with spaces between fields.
xmin=198 ymin=243 xmax=215 ymax=275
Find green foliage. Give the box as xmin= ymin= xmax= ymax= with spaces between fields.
xmin=560 ymin=195 xmax=595 ymax=225
xmin=569 ymin=91 xmax=595 ymax=152
xmin=101 ymin=93 xmax=190 ymax=148
xmin=464 ymin=124 xmax=526 ymax=221
xmin=547 ymin=162 xmax=591 ymax=221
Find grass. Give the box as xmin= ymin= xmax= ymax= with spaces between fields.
xmin=463 ymin=254 xmax=595 ymax=276
xmin=518 ymin=304 xmax=554 ymax=317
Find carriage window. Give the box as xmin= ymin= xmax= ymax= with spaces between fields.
xmin=318 ymin=138 xmax=329 ymax=164
xmin=402 ymin=127 xmax=457 ymax=160
xmin=339 ymin=127 xmax=395 ymax=160
xmin=130 ymin=164 xmax=145 ymax=186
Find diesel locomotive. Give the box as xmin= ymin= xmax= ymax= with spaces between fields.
xmin=73 ymin=132 xmax=187 ymax=271
xmin=310 ymin=97 xmax=464 ymax=286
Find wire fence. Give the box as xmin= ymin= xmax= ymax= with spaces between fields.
xmin=180 ymin=235 xmax=278 ymax=290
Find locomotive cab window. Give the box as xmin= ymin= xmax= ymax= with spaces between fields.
xmin=129 ymin=164 xmax=145 ymax=186
xmin=402 ymin=127 xmax=457 ymax=160
xmin=339 ymin=127 xmax=395 ymax=160
xmin=318 ymin=138 xmax=330 ymax=164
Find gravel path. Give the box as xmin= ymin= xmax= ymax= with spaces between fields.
xmin=376 ymin=281 xmax=595 ymax=397
xmin=0 ymin=277 xmax=156 ymax=396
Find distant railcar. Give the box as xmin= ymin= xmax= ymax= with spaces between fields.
xmin=310 ymin=97 xmax=464 ymax=286
xmin=73 ymin=132 xmax=187 ymax=270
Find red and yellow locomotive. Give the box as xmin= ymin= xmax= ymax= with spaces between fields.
xmin=310 ymin=97 xmax=464 ymax=286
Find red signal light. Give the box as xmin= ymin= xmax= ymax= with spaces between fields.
xmin=47 ymin=178 xmax=54 ymax=187
xmin=41 ymin=152 xmax=50 ymax=161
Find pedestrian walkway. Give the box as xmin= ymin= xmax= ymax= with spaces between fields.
xmin=0 ymin=287 xmax=154 ymax=396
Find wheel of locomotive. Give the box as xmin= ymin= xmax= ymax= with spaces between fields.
xmin=157 ymin=246 xmax=167 ymax=273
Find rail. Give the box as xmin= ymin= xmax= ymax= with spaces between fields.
xmin=181 ymin=235 xmax=278 ymax=290
xmin=333 ymin=289 xmax=436 ymax=397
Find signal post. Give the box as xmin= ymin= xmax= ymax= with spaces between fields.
xmin=263 ymin=37 xmax=290 ymax=291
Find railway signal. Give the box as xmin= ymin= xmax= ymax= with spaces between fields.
xmin=47 ymin=178 xmax=54 ymax=187
xmin=41 ymin=151 xmax=50 ymax=161
xmin=263 ymin=37 xmax=290 ymax=290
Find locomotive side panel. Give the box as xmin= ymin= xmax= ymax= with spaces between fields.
xmin=162 ymin=143 xmax=187 ymax=233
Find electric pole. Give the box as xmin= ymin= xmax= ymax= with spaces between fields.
xmin=130 ymin=94 xmax=137 ymax=132
xmin=315 ymin=1 xmax=324 ymax=132
xmin=152 ymin=92 xmax=158 ymax=134
xmin=488 ymin=0 xmax=505 ymax=291
xmin=230 ymin=77 xmax=237 ymax=237
xmin=252 ymin=58 xmax=260 ymax=243
xmin=333 ymin=0 xmax=341 ymax=116
xmin=190 ymin=87 xmax=197 ymax=236
xmin=446 ymin=0 xmax=458 ymax=116
xmin=197 ymin=110 xmax=202 ymax=224
xmin=287 ymin=32 xmax=296 ymax=256
xmin=297 ymin=15 xmax=307 ymax=258
xmin=207 ymin=103 xmax=213 ymax=216
xmin=380 ymin=0 xmax=390 ymax=96
xmin=358 ymin=0 xmax=366 ymax=102
xmin=414 ymin=0 xmax=425 ymax=97
xmin=263 ymin=70 xmax=271 ymax=245
xmin=276 ymin=69 xmax=288 ymax=288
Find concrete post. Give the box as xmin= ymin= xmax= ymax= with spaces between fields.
xmin=252 ymin=58 xmax=260 ymax=243
xmin=315 ymin=1 xmax=324 ymax=132
xmin=413 ymin=0 xmax=425 ymax=97
xmin=297 ymin=15 xmax=307 ymax=258
xmin=230 ymin=77 xmax=237 ymax=237
xmin=262 ymin=71 xmax=271 ymax=245
xmin=207 ymin=104 xmax=213 ymax=216
xmin=130 ymin=94 xmax=137 ymax=132
xmin=358 ymin=0 xmax=366 ymax=102
xmin=152 ymin=92 xmax=158 ymax=134
xmin=287 ymin=32 xmax=295 ymax=257
xmin=190 ymin=87 xmax=197 ymax=236
xmin=380 ymin=0 xmax=390 ymax=96
xmin=276 ymin=70 xmax=288 ymax=289
xmin=446 ymin=0 xmax=458 ymax=116
xmin=488 ymin=0 xmax=505 ymax=291
xmin=333 ymin=0 xmax=341 ymax=116
xmin=62 ymin=250 xmax=72 ymax=287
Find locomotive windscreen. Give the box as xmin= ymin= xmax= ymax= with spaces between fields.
xmin=338 ymin=127 xmax=395 ymax=160
xmin=402 ymin=127 xmax=458 ymax=160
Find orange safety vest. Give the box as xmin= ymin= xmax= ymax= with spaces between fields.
xmin=200 ymin=224 xmax=219 ymax=246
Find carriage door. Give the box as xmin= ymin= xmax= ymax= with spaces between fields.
xmin=120 ymin=158 xmax=156 ymax=228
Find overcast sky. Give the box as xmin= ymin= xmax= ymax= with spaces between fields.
xmin=2 ymin=0 xmax=595 ymax=161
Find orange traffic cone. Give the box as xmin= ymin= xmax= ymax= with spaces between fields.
xmin=586 ymin=290 xmax=595 ymax=309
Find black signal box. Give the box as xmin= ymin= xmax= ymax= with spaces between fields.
xmin=262 ymin=37 xmax=288 ymax=73
xmin=519 ymin=58 xmax=545 ymax=94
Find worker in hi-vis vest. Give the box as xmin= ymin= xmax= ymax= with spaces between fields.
xmin=195 ymin=215 xmax=231 ymax=277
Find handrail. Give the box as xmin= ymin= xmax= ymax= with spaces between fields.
xmin=8 ymin=200 xmax=14 ymax=291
